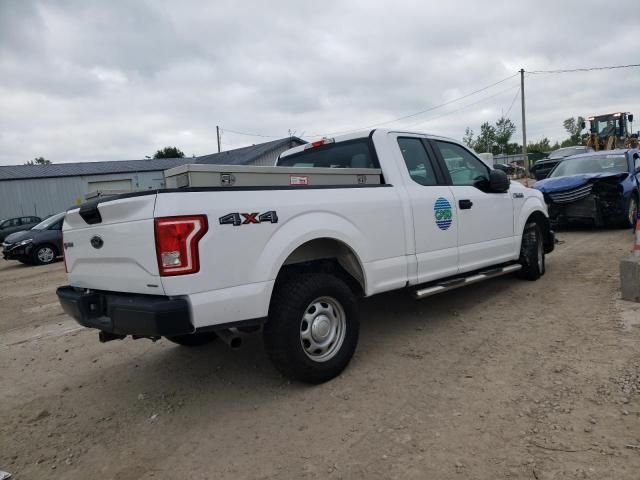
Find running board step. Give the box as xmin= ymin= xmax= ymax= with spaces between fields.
xmin=414 ymin=264 xmax=522 ymax=299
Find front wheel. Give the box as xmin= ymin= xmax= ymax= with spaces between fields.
xmin=32 ymin=245 xmax=57 ymax=265
xmin=264 ymin=273 xmax=359 ymax=384
xmin=517 ymin=222 xmax=545 ymax=281
xmin=623 ymin=194 xmax=638 ymax=229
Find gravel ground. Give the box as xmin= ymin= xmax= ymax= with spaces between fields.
xmin=1 ymin=228 xmax=639 ymax=479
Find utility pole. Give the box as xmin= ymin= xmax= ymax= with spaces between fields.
xmin=216 ymin=125 xmax=221 ymax=153
xmin=520 ymin=69 xmax=529 ymax=178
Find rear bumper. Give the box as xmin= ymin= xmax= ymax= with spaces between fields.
xmin=56 ymin=286 xmax=194 ymax=336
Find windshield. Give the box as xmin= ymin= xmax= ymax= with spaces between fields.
xmin=549 ymin=154 xmax=628 ymax=178
xmin=592 ymin=116 xmax=622 ymax=136
xmin=32 ymin=212 xmax=65 ymax=230
xmin=548 ymin=146 xmax=589 ymax=160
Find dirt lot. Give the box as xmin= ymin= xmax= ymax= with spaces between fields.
xmin=1 ymin=229 xmax=640 ymax=480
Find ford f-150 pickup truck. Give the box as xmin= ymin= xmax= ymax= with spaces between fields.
xmin=57 ymin=129 xmax=554 ymax=383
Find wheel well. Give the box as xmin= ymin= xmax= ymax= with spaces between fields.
xmin=276 ymin=238 xmax=365 ymax=296
xmin=524 ymin=211 xmax=552 ymax=251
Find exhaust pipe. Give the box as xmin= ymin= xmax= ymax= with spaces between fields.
xmin=99 ymin=331 xmax=126 ymax=343
xmin=215 ymin=328 xmax=242 ymax=349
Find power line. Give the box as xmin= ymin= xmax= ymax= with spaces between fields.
xmin=504 ymin=87 xmax=520 ymax=118
xmin=403 ymin=84 xmax=520 ymax=129
xmin=222 ymin=128 xmax=281 ymax=138
xmin=528 ymin=63 xmax=640 ymax=74
xmin=307 ymin=73 xmax=520 ymax=137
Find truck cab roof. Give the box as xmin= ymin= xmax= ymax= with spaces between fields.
xmin=278 ymin=129 xmax=455 ymax=161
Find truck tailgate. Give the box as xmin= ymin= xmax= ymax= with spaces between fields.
xmin=63 ymin=194 xmax=164 ymax=295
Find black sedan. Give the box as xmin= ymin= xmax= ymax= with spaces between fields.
xmin=532 ymin=146 xmax=593 ymax=180
xmin=2 ymin=212 xmax=65 ymax=265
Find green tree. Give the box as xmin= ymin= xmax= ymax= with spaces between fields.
xmin=473 ymin=122 xmax=496 ymax=153
xmin=153 ymin=146 xmax=185 ymax=159
xmin=527 ymin=137 xmax=552 ymax=154
xmin=25 ymin=156 xmax=51 ymax=165
xmin=462 ymin=127 xmax=475 ymax=149
xmin=494 ymin=117 xmax=516 ymax=154
xmin=562 ymin=117 xmax=585 ymax=145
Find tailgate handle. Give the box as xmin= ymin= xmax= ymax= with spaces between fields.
xmin=79 ymin=200 xmax=102 ymax=225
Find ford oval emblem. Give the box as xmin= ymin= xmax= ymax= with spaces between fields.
xmin=90 ymin=235 xmax=104 ymax=249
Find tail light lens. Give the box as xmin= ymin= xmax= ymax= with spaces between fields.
xmin=154 ymin=215 xmax=208 ymax=276
xmin=62 ymin=232 xmax=68 ymax=273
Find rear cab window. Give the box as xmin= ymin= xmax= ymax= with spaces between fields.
xmin=277 ymin=139 xmax=379 ymax=169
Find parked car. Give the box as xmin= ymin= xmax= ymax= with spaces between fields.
xmin=493 ymin=163 xmax=514 ymax=175
xmin=57 ymin=129 xmax=553 ymax=384
xmin=0 ymin=216 xmax=41 ymax=242
xmin=532 ymin=146 xmax=593 ymax=181
xmin=2 ymin=212 xmax=65 ymax=265
xmin=534 ymin=149 xmax=640 ymax=228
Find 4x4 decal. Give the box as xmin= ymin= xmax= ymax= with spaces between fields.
xmin=219 ymin=211 xmax=278 ymax=226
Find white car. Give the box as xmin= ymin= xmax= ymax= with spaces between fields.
xmin=57 ymin=129 xmax=554 ymax=383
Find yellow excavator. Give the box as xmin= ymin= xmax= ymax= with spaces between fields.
xmin=583 ymin=112 xmax=636 ymax=150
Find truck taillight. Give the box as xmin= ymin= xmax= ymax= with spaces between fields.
xmin=154 ymin=215 xmax=208 ymax=276
xmin=62 ymin=233 xmax=68 ymax=273
xmin=305 ymin=137 xmax=335 ymax=149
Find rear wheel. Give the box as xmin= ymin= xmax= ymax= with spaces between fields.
xmin=264 ymin=273 xmax=359 ymax=384
xmin=165 ymin=332 xmax=217 ymax=346
xmin=517 ymin=222 xmax=545 ymax=281
xmin=32 ymin=245 xmax=57 ymax=265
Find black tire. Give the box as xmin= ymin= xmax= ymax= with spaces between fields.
xmin=264 ymin=273 xmax=359 ymax=384
xmin=622 ymin=194 xmax=638 ymax=229
xmin=517 ymin=222 xmax=545 ymax=281
xmin=32 ymin=244 xmax=57 ymax=265
xmin=165 ymin=332 xmax=217 ymax=347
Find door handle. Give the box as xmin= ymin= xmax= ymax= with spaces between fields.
xmin=459 ymin=199 xmax=473 ymax=210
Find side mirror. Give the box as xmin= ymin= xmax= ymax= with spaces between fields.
xmin=629 ymin=114 xmax=634 ymax=123
xmin=489 ymin=169 xmax=510 ymax=193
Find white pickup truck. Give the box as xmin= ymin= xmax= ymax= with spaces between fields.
xmin=57 ymin=129 xmax=554 ymax=383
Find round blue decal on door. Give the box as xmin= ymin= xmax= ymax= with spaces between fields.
xmin=434 ymin=197 xmax=453 ymax=230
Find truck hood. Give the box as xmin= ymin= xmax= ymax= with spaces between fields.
xmin=534 ymin=172 xmax=628 ymax=193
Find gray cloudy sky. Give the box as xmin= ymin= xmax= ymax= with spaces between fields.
xmin=1 ymin=0 xmax=639 ymax=165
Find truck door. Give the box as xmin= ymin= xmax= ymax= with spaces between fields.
xmin=429 ymin=140 xmax=516 ymax=273
xmin=394 ymin=135 xmax=459 ymax=283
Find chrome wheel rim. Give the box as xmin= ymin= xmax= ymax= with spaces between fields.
xmin=38 ymin=247 xmax=55 ymax=263
xmin=629 ymin=198 xmax=638 ymax=227
xmin=300 ymin=296 xmax=346 ymax=363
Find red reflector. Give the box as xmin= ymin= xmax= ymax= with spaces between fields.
xmin=154 ymin=215 xmax=208 ymax=276
xmin=311 ymin=140 xmax=325 ymax=148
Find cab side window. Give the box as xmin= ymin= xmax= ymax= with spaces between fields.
xmin=7 ymin=218 xmax=21 ymax=227
xmin=433 ymin=141 xmax=489 ymax=187
xmin=397 ymin=138 xmax=438 ymax=186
